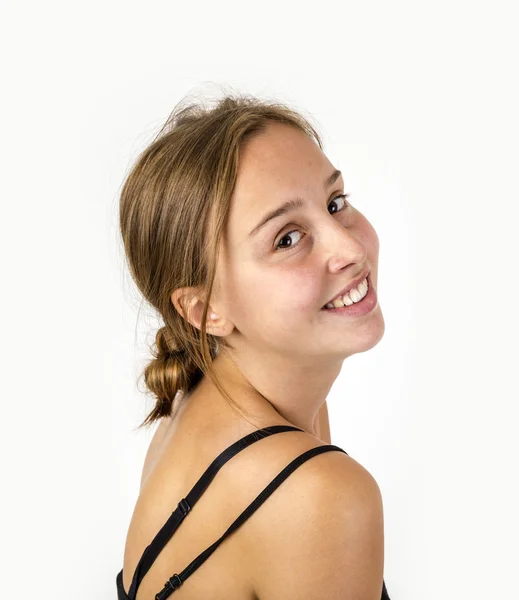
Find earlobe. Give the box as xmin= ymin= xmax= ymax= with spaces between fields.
xmin=202 ymin=309 xmax=236 ymax=338
xmin=203 ymin=311 xmax=231 ymax=336
xmin=170 ymin=288 xmax=232 ymax=336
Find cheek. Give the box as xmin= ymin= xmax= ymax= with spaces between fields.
xmin=239 ymin=264 xmax=321 ymax=323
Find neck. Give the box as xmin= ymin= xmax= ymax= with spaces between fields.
xmin=199 ymin=348 xmax=342 ymax=437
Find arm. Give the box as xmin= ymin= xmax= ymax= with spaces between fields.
xmin=250 ymin=455 xmax=385 ymax=600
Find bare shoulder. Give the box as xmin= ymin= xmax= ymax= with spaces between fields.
xmin=245 ymin=445 xmax=385 ymax=600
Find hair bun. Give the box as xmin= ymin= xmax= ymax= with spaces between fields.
xmin=155 ymin=326 xmax=185 ymax=359
xmin=164 ymin=347 xmax=187 ymax=363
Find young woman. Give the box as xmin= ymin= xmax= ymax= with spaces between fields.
xmin=116 ymin=93 xmax=390 ymax=599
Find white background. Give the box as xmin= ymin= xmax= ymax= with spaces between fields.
xmin=1 ymin=1 xmax=518 ymax=598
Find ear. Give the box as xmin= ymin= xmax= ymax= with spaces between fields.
xmin=170 ymin=287 xmax=234 ymax=337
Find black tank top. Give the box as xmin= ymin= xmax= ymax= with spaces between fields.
xmin=116 ymin=425 xmax=391 ymax=599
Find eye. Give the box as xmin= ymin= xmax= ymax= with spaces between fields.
xmin=274 ymin=193 xmax=351 ymax=252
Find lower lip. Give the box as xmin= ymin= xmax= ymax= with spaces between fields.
xmin=320 ymin=274 xmax=378 ymax=317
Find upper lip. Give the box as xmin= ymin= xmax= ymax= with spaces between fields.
xmin=321 ymin=268 xmax=370 ymax=308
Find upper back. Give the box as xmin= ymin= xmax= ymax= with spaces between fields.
xmin=118 ymin=393 xmax=387 ymax=600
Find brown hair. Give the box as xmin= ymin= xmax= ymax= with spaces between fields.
xmin=118 ymin=89 xmax=323 ymax=430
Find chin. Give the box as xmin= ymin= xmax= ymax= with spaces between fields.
xmin=331 ymin=315 xmax=386 ymax=357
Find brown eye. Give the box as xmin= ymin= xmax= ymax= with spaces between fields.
xmin=274 ymin=193 xmax=351 ymax=252
xmin=328 ymin=193 xmax=350 ymax=214
xmin=275 ymin=229 xmax=304 ymax=251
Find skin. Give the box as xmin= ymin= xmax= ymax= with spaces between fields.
xmin=123 ymin=122 xmax=386 ymax=598
xmin=171 ymin=120 xmax=385 ymax=437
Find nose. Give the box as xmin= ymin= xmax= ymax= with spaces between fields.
xmin=320 ymin=218 xmax=366 ymax=274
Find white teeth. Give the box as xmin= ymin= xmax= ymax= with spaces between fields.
xmin=349 ymin=287 xmax=363 ymax=302
xmin=324 ymin=277 xmax=368 ymax=309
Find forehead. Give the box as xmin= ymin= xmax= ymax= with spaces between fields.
xmin=234 ymin=122 xmax=328 ymax=197
xmin=228 ymin=122 xmax=334 ymax=236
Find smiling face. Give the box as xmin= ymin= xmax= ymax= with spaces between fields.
xmin=211 ymin=121 xmax=384 ymax=365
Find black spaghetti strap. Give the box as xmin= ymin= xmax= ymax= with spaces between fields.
xmin=125 ymin=425 xmax=304 ymax=600
xmin=154 ymin=444 xmax=348 ymax=599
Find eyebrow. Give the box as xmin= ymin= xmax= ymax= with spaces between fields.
xmin=248 ymin=169 xmax=343 ymax=238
